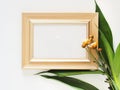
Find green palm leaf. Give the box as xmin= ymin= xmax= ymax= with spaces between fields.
xmin=41 ymin=75 xmax=99 ymax=90
xmin=36 ymin=70 xmax=104 ymax=77
xmin=113 ymin=44 xmax=120 ymax=77
xmin=99 ymin=30 xmax=114 ymax=74
xmin=114 ymin=44 xmax=120 ymax=77
xmin=99 ymin=31 xmax=114 ymax=66
xmin=113 ymin=44 xmax=120 ymax=90
xmin=95 ymin=1 xmax=113 ymax=49
xmin=95 ymin=1 xmax=114 ymax=68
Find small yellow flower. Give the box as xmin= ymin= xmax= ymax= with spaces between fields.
xmin=82 ymin=38 xmax=93 ymax=48
xmin=88 ymin=42 xmax=98 ymax=49
xmin=82 ymin=35 xmax=94 ymax=48
xmin=82 ymin=41 xmax=87 ymax=48
xmin=89 ymin=35 xmax=94 ymax=39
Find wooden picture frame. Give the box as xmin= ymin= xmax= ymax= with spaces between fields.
xmin=22 ymin=13 xmax=98 ymax=69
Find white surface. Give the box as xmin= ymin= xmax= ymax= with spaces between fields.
xmin=0 ymin=0 xmax=120 ymax=90
xmin=33 ymin=23 xmax=87 ymax=59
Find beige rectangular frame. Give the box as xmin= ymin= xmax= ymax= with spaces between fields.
xmin=22 ymin=13 xmax=98 ymax=69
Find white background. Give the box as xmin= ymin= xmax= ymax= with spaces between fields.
xmin=0 ymin=0 xmax=120 ymax=90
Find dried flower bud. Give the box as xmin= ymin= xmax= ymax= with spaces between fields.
xmin=89 ymin=35 xmax=94 ymax=39
xmin=88 ymin=42 xmax=97 ymax=49
xmin=82 ymin=38 xmax=93 ymax=48
xmin=93 ymin=42 xmax=97 ymax=48
xmin=87 ymin=39 xmax=93 ymax=44
xmin=98 ymin=48 xmax=102 ymax=52
xmin=82 ymin=42 xmax=87 ymax=48
xmin=81 ymin=35 xmax=95 ymax=48
xmin=88 ymin=44 xmax=93 ymax=49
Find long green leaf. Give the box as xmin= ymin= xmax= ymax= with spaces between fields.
xmin=95 ymin=1 xmax=113 ymax=49
xmin=42 ymin=75 xmax=99 ymax=90
xmin=95 ymin=1 xmax=114 ymax=68
xmin=114 ymin=43 xmax=120 ymax=77
xmin=111 ymin=80 xmax=119 ymax=90
xmin=99 ymin=30 xmax=115 ymax=76
xmin=36 ymin=70 xmax=104 ymax=77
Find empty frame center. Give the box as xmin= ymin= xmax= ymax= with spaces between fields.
xmin=33 ymin=23 xmax=87 ymax=59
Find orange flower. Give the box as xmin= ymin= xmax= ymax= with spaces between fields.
xmin=88 ymin=42 xmax=98 ymax=49
xmin=89 ymin=35 xmax=94 ymax=39
xmin=82 ymin=38 xmax=93 ymax=48
xmin=82 ymin=35 xmax=94 ymax=48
